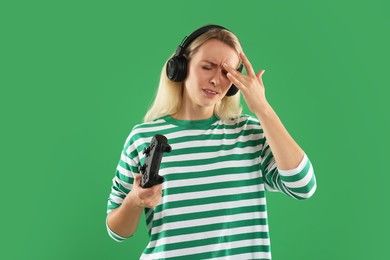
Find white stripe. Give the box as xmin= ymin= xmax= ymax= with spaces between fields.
xmin=141 ymin=238 xmax=270 ymax=259
xmin=293 ymin=181 xmax=317 ymax=199
xmin=106 ymin=217 xmax=128 ymax=242
xmin=164 ymin=124 xmax=261 ymax=140
xmin=126 ymin=119 xmax=167 ymax=145
xmin=163 ymin=144 xmax=262 ymax=163
xmin=113 ymin=175 xmax=133 ymax=190
xmin=278 ymin=153 xmax=309 ymax=176
xmin=142 ymin=118 xmax=167 ymax=126
xmin=151 ymin=211 xmax=268 ymax=235
xmin=166 ymin=171 xmax=262 ymax=188
xmin=147 ymin=224 xmax=269 ymax=249
xmin=265 ymin=159 xmax=277 ymax=172
xmin=131 ymin=136 xmax=153 ymax=155
xmin=131 ymin=124 xmax=178 ymax=136
xmin=154 ymin=197 xmax=266 ymax=221
xmin=171 ymin=134 xmax=263 ymax=151
xmin=206 ymin=251 xmax=272 ymax=260
xmin=128 ymin=123 xmax=177 ymax=140
xmin=283 ymin=164 xmax=314 ymax=188
xmin=117 ymin=165 xmax=134 ymax=178
xmin=109 ymin=193 xmax=124 ymax=205
xmin=162 ymin=184 xmax=263 ymax=205
xmin=273 ymin=174 xmax=296 ymax=198
xmin=159 ymin=159 xmax=259 ymax=175
xmin=216 ymin=115 xmax=251 ymax=126
xmin=147 ymin=221 xmax=153 ymax=232
xmin=121 ymin=153 xmax=137 ymax=168
xmin=264 ymin=182 xmax=278 ymax=192
xmin=145 ymin=208 xmax=153 ymax=219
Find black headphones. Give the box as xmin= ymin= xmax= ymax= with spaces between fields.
xmin=166 ymin=24 xmax=243 ymax=97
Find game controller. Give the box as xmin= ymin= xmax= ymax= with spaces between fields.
xmin=140 ymin=134 xmax=171 ymax=188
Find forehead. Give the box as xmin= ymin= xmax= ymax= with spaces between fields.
xmin=192 ymin=39 xmax=240 ymax=66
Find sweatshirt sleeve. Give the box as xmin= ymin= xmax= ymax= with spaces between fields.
xmin=106 ymin=216 xmax=132 ymax=242
xmin=106 ymin=134 xmax=139 ymax=242
xmin=260 ymin=137 xmax=317 ymax=200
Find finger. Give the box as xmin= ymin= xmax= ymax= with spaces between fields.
xmin=223 ymin=62 xmax=238 ymax=74
xmin=226 ymin=72 xmax=246 ymax=91
xmin=152 ymin=184 xmax=163 ymax=194
xmin=153 ymin=196 xmax=162 ymax=206
xmin=240 ymin=52 xmax=256 ymax=77
xmin=150 ymin=197 xmax=162 ymax=208
xmin=256 ymin=70 xmax=265 ymax=86
xmin=223 ymin=62 xmax=243 ymax=81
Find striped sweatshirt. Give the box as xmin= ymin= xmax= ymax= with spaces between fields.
xmin=106 ymin=114 xmax=317 ymax=260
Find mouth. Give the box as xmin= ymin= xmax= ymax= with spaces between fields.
xmin=202 ymin=88 xmax=219 ymax=95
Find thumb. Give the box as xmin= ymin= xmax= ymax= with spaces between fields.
xmin=134 ymin=173 xmax=142 ymax=187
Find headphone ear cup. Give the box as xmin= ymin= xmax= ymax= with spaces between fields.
xmin=225 ymin=63 xmax=244 ymax=96
xmin=166 ymin=56 xmax=187 ymax=82
xmin=225 ymin=85 xmax=239 ymax=96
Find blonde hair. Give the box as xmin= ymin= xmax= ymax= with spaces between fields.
xmin=144 ymin=27 xmax=243 ymax=123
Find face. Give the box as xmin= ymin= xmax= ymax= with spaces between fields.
xmin=182 ymin=39 xmax=240 ymax=111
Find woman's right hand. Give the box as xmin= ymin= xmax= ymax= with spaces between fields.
xmin=126 ymin=173 xmax=163 ymax=209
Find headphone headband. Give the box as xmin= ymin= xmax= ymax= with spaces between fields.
xmin=174 ymin=25 xmax=227 ymax=57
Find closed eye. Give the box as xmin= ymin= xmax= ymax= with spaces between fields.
xmin=202 ymin=66 xmax=212 ymax=70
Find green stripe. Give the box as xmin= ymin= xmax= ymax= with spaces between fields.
xmin=165 ymin=245 xmax=271 ymax=260
xmin=168 ymin=129 xmax=263 ymax=143
xmin=132 ymin=120 xmax=174 ymax=130
xmin=143 ymin=231 xmax=269 ymax=254
xmin=133 ymin=115 xmax=261 ymax=132
xmin=163 ymin=245 xmax=271 ymax=260
xmin=109 ymin=190 xmax=125 ymax=200
xmin=286 ymin=174 xmax=316 ymax=194
xmin=152 ymin=205 xmax=266 ymax=232
xmin=164 ymin=176 xmax=263 ymax=196
xmin=263 ymin=168 xmax=278 ymax=190
xmin=165 ymin=139 xmax=262 ymax=157
xmin=165 ymin=164 xmax=261 ymax=181
xmin=150 ymin=217 xmax=268 ymax=241
xmin=161 ymin=151 xmax=261 ymax=168
xmin=118 ymin=158 xmax=138 ymax=173
xmin=107 ymin=202 xmax=119 ymax=211
xmin=112 ymin=179 xmax=130 ymax=194
xmin=280 ymin=159 xmax=311 ymax=182
xmin=273 ymin=176 xmax=301 ymax=200
xmin=155 ymin=191 xmax=265 ymax=213
xmin=115 ymin=170 xmax=131 ymax=183
xmin=146 ymin=210 xmax=154 ymax=227
xmin=260 ymin=148 xmax=274 ymax=173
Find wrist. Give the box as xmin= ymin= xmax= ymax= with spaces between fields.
xmin=124 ymin=190 xmax=144 ymax=210
xmin=254 ymin=101 xmax=273 ymax=121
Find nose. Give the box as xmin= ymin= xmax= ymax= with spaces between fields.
xmin=209 ymin=68 xmax=224 ymax=86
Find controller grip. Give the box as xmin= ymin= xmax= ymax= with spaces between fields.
xmin=140 ymin=134 xmax=171 ymax=188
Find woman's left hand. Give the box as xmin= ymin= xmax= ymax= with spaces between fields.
xmin=223 ymin=52 xmax=268 ymax=114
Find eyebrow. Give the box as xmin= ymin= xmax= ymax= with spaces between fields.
xmin=201 ymin=60 xmax=239 ymax=70
xmin=201 ymin=60 xmax=218 ymax=66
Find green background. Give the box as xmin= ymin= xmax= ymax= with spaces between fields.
xmin=1 ymin=0 xmax=389 ymax=259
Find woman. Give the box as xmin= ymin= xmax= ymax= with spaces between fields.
xmin=106 ymin=24 xmax=317 ymax=260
